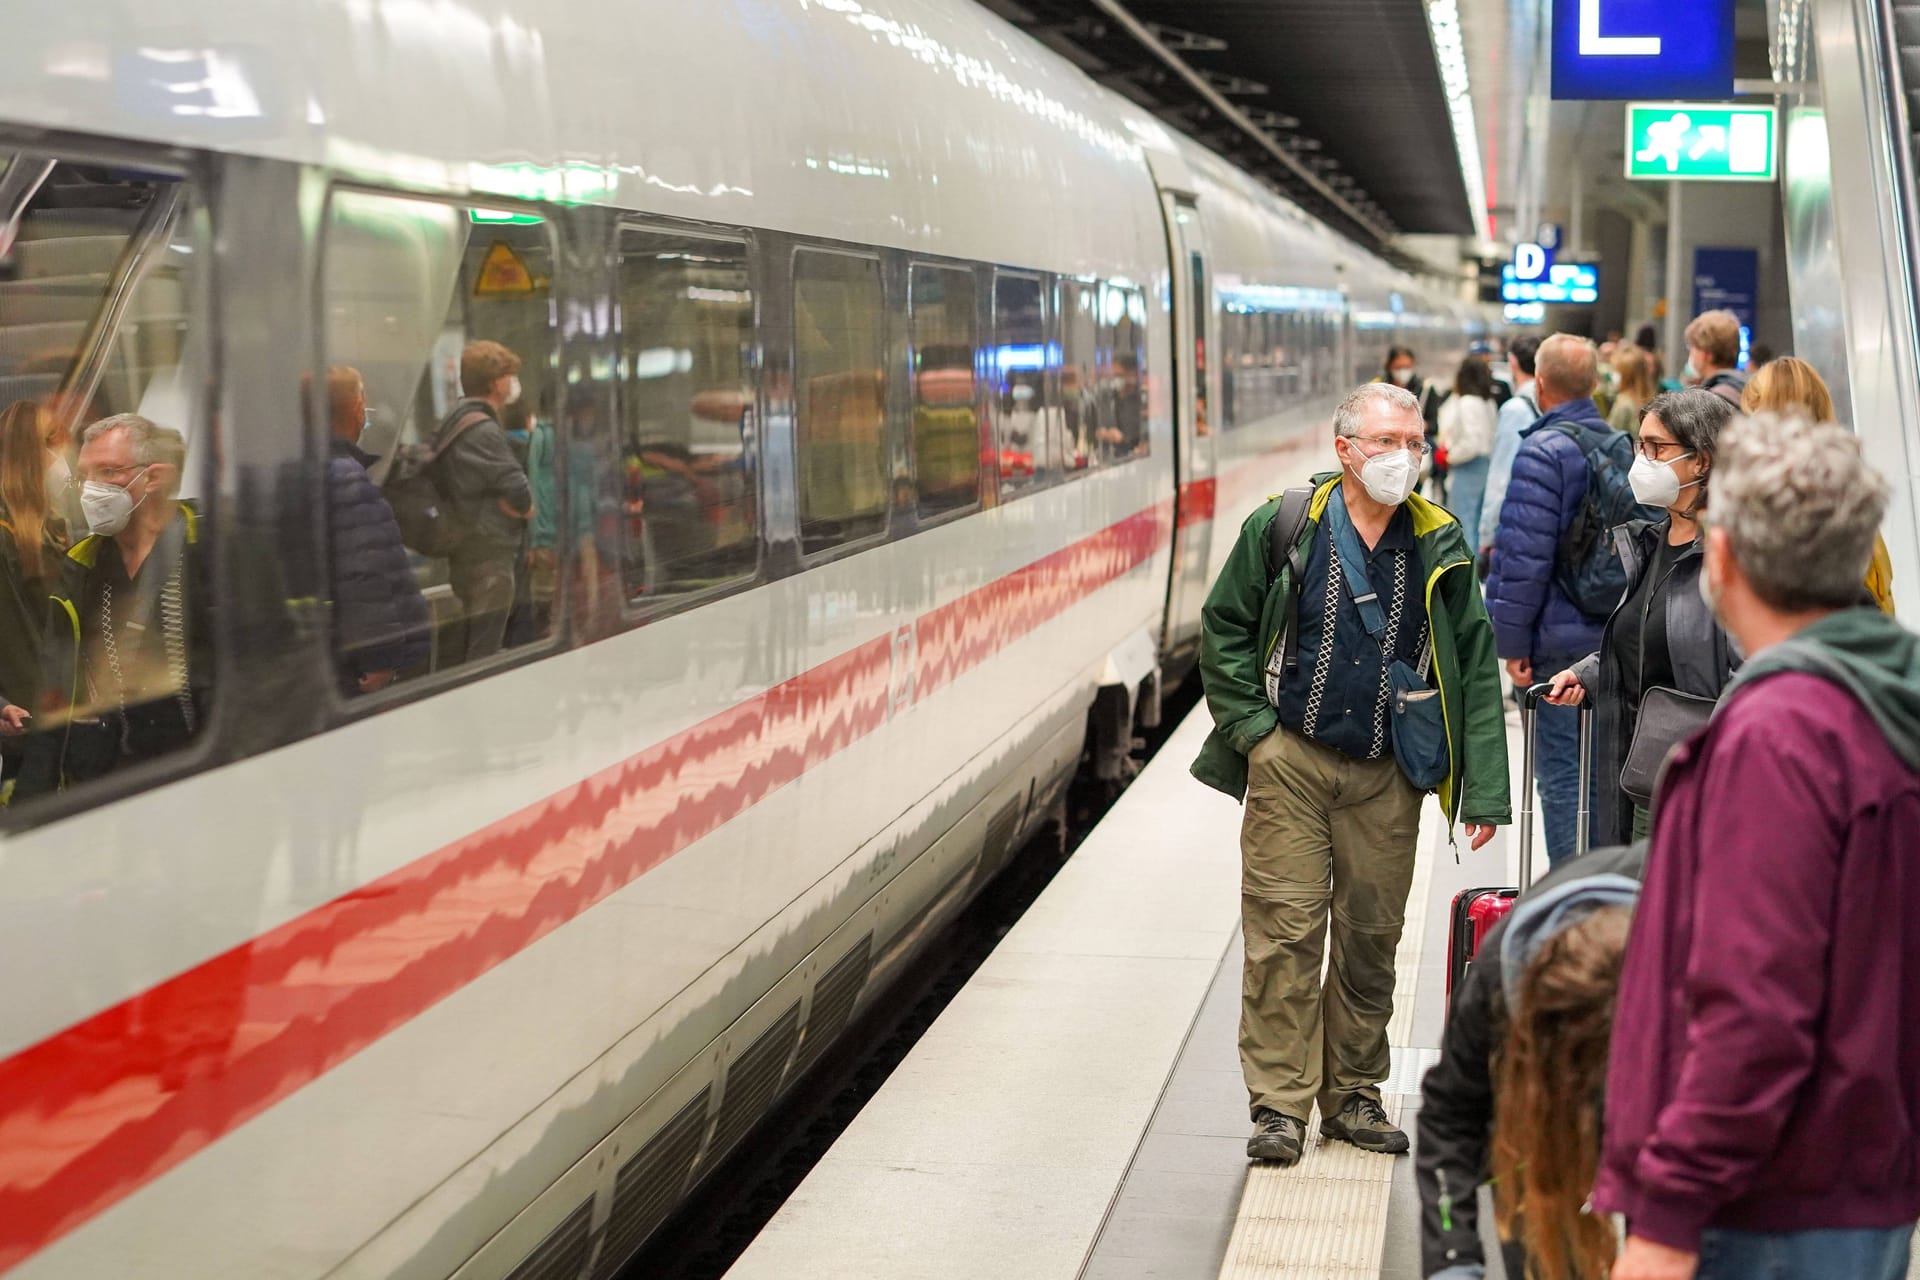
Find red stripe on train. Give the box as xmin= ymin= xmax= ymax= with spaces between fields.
xmin=1175 ymin=477 xmax=1216 ymax=529
xmin=0 ymin=499 xmax=1174 ymax=1272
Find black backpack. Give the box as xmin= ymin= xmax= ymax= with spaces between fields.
xmin=383 ymin=407 xmax=488 ymax=558
xmin=1265 ymin=486 xmax=1317 ymax=676
xmin=1545 ymin=422 xmax=1649 ymax=619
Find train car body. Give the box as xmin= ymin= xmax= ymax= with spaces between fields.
xmin=0 ymin=4 xmax=1485 ymax=1278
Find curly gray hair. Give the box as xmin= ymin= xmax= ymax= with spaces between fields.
xmin=1333 ymin=382 xmax=1421 ymax=437
xmin=1710 ymin=412 xmax=1889 ymax=611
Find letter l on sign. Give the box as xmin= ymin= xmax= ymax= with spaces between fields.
xmin=1581 ymin=0 xmax=1661 ymax=56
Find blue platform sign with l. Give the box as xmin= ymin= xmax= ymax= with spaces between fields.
xmin=1693 ymin=247 xmax=1759 ymax=351
xmin=1552 ymin=0 xmax=1735 ymax=101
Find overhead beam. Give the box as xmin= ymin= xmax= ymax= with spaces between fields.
xmin=1144 ymin=21 xmax=1227 ymax=53
xmin=1082 ymin=0 xmax=1398 ymax=244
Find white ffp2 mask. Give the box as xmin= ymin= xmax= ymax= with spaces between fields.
xmin=1628 ymin=451 xmax=1696 ymax=509
xmin=1349 ymin=444 xmax=1418 ymax=507
xmin=80 ymin=469 xmax=149 ymax=537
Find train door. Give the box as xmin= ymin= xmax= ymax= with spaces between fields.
xmin=1161 ymin=194 xmax=1218 ymax=661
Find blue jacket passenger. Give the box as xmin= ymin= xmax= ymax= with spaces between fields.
xmin=1483 ymin=399 xmax=1609 ymax=667
xmin=328 ymin=438 xmax=431 ymax=690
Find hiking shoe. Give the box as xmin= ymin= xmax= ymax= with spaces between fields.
xmin=1321 ymin=1095 xmax=1409 ymax=1155
xmin=1246 ymin=1108 xmax=1307 ymax=1165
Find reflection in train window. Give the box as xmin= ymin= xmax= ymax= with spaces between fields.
xmin=794 ymin=249 xmax=888 ymax=553
xmin=907 ymin=264 xmax=979 ymax=518
xmin=1057 ymin=278 xmax=1103 ymax=473
xmin=617 ymin=227 xmax=758 ymax=601
xmin=321 ymin=189 xmax=556 ymax=688
xmin=991 ymin=271 xmax=1054 ymax=494
xmin=0 ymin=155 xmax=211 ymax=807
xmin=1105 ymin=285 xmax=1148 ymax=459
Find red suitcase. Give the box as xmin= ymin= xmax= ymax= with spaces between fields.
xmin=1444 ymin=684 xmax=1592 ymax=1007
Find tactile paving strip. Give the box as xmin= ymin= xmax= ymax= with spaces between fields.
xmin=1215 ymin=1100 xmax=1407 ymax=1278
xmin=1218 ymin=806 xmax=1443 ymax=1280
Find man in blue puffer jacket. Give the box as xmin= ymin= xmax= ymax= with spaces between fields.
xmin=325 ymin=367 xmax=432 ymax=694
xmin=1484 ymin=335 xmax=1607 ymax=861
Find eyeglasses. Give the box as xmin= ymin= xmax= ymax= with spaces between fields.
xmin=1349 ymin=434 xmax=1429 ymax=460
xmin=1636 ymin=438 xmax=1691 ymax=461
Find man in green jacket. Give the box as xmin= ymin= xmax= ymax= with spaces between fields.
xmin=1193 ymin=382 xmax=1510 ymax=1167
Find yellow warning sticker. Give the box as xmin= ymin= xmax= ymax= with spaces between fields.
xmin=474 ymin=241 xmax=537 ymax=297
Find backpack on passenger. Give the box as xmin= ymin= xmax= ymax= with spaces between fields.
xmin=1545 ymin=422 xmax=1650 ymax=619
xmin=383 ymin=407 xmax=489 ymax=559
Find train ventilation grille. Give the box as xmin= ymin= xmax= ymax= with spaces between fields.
xmin=792 ymin=933 xmax=873 ymax=1077
xmin=708 ymin=1001 xmax=802 ymax=1160
xmin=595 ymin=1087 xmax=711 ymax=1279
xmin=503 ymin=1199 xmax=592 ymax=1280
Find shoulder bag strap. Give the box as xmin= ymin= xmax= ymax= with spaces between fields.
xmin=1322 ymin=486 xmax=1390 ymax=643
xmin=429 ymin=408 xmax=491 ymax=464
xmin=1267 ymin=486 xmax=1317 ymax=675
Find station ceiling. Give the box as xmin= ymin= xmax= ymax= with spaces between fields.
xmin=978 ymin=0 xmax=1477 ymax=251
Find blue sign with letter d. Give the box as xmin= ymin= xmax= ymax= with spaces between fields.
xmin=1551 ymin=0 xmax=1735 ymax=101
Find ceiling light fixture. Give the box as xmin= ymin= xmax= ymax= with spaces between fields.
xmin=1425 ymin=0 xmax=1492 ymax=242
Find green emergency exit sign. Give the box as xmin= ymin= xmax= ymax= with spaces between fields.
xmin=1625 ymin=102 xmax=1778 ymax=182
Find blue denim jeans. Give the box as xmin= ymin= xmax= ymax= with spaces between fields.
xmin=1697 ymin=1224 xmax=1913 ymax=1279
xmin=1531 ymin=694 xmax=1588 ymax=863
xmin=1443 ymin=455 xmax=1489 ymax=558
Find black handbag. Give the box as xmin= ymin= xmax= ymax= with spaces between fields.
xmin=1619 ymin=686 xmax=1717 ymax=804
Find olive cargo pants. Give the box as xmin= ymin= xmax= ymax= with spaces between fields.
xmin=1240 ymin=725 xmax=1423 ymax=1122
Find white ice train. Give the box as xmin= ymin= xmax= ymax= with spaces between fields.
xmin=0 ymin=3 xmax=1485 ymax=1277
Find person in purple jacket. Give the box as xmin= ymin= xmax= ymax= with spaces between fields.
xmin=1596 ymin=413 xmax=1920 ymax=1280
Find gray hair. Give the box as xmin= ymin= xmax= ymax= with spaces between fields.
xmin=1535 ymin=333 xmax=1598 ymax=401
xmin=1711 ymin=412 xmax=1889 ymax=611
xmin=1640 ymin=388 xmax=1735 ymax=510
xmin=1334 ymin=382 xmax=1421 ymax=437
xmin=80 ymin=413 xmax=188 ymax=474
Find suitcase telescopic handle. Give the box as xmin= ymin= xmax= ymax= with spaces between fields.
xmin=1515 ymin=682 xmax=1595 ymax=887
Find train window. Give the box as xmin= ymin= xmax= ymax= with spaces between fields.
xmin=320 ymin=188 xmax=558 ymax=692
xmin=617 ymin=227 xmax=758 ymax=602
xmin=1219 ymin=309 xmax=1247 ymax=433
xmin=1105 ymin=286 xmax=1147 ymax=459
xmin=907 ymin=264 xmax=980 ymax=518
xmin=1057 ymin=278 xmax=1102 ymax=474
xmin=0 ymin=156 xmax=212 ymax=809
xmin=793 ymin=249 xmax=888 ymax=553
xmin=991 ymin=271 xmax=1053 ymax=494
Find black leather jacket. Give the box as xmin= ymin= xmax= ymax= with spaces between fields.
xmin=1570 ymin=520 xmax=1739 ymax=846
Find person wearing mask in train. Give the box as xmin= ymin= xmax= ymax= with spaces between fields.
xmin=14 ymin=414 xmax=210 ymax=797
xmin=1476 ymin=335 xmax=1540 ymax=563
xmin=1192 ymin=382 xmax=1510 ymax=1170
xmin=1540 ymin=390 xmax=1738 ymax=844
xmin=323 ymin=367 xmax=431 ymax=694
xmin=1419 ymin=842 xmax=1645 ymax=1280
xmin=0 ymin=401 xmax=71 ymax=756
xmin=1608 ymin=345 xmax=1656 ymax=439
xmin=1741 ymin=356 xmax=1898 ymax=615
xmin=1436 ymin=355 xmax=1497 ymax=548
xmin=1683 ymin=310 xmax=1748 ymax=407
xmin=437 ymin=340 xmax=534 ymax=664
xmin=1596 ymin=415 xmax=1920 ymax=1280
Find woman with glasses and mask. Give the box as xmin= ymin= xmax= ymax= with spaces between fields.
xmin=1543 ymin=389 xmax=1738 ymax=843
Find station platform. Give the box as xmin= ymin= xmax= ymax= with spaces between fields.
xmin=724 ymin=698 xmax=1541 ymax=1280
